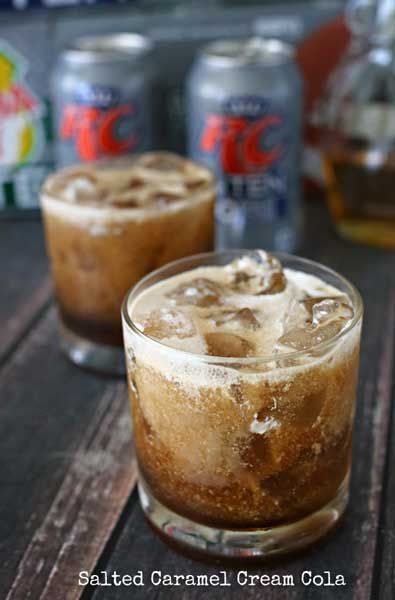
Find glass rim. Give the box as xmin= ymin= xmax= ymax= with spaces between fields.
xmin=121 ymin=250 xmax=363 ymax=365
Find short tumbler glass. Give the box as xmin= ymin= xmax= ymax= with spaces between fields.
xmin=40 ymin=159 xmax=215 ymax=375
xmin=122 ymin=251 xmax=362 ymax=559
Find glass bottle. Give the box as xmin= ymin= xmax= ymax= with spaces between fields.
xmin=317 ymin=0 xmax=395 ymax=248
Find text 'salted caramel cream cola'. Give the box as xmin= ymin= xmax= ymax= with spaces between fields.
xmin=122 ymin=250 xmax=362 ymax=559
xmin=51 ymin=33 xmax=155 ymax=168
xmin=41 ymin=152 xmax=215 ymax=375
xmin=187 ymin=38 xmax=303 ymax=252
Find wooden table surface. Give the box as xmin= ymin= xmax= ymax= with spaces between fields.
xmin=0 ymin=203 xmax=394 ymax=600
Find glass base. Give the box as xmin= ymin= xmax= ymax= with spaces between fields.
xmin=139 ymin=475 xmax=349 ymax=560
xmin=60 ymin=322 xmax=125 ymax=376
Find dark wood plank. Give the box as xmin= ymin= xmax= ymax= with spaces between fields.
xmin=370 ymin=288 xmax=395 ymax=600
xmin=1 ymin=204 xmax=394 ymax=599
xmin=0 ymin=308 xmax=137 ymax=599
xmin=89 ymin=203 xmax=395 ymax=600
xmin=0 ymin=220 xmax=51 ymax=365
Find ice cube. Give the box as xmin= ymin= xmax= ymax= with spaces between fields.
xmin=185 ymin=177 xmax=207 ymax=190
xmin=140 ymin=308 xmax=195 ymax=340
xmin=226 ymin=251 xmax=286 ymax=295
xmin=128 ymin=177 xmax=144 ymax=189
xmin=278 ymin=295 xmax=354 ymax=351
xmin=278 ymin=320 xmax=345 ymax=351
xmin=205 ymin=332 xmax=254 ymax=357
xmin=310 ymin=297 xmax=354 ymax=326
xmin=153 ymin=192 xmax=183 ymax=207
xmin=167 ymin=278 xmax=223 ymax=307
xmin=211 ymin=307 xmax=260 ymax=330
xmin=63 ymin=174 xmax=97 ymax=203
xmin=110 ymin=190 xmax=139 ymax=208
xmin=137 ymin=152 xmax=182 ymax=172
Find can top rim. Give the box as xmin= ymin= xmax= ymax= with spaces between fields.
xmin=62 ymin=33 xmax=153 ymax=64
xmin=200 ymin=37 xmax=294 ymax=67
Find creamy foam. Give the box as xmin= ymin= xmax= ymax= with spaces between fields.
xmin=130 ymin=253 xmax=350 ymax=357
xmin=42 ymin=152 xmax=214 ymax=209
xmin=41 ymin=153 xmax=215 ymax=233
xmin=124 ymin=252 xmax=360 ymax=390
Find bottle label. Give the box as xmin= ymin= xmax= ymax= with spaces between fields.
xmin=0 ymin=39 xmax=51 ymax=210
xmin=342 ymin=102 xmax=395 ymax=140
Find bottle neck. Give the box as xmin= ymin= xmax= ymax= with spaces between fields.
xmin=348 ymin=0 xmax=395 ymax=47
xmin=373 ymin=0 xmax=395 ymax=46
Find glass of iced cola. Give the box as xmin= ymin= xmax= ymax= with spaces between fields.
xmin=122 ymin=250 xmax=362 ymax=559
xmin=41 ymin=152 xmax=215 ymax=374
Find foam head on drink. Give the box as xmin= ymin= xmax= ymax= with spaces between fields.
xmin=123 ymin=251 xmax=361 ymax=530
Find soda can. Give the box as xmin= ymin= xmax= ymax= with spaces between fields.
xmin=52 ymin=33 xmax=155 ymax=167
xmin=186 ymin=37 xmax=303 ymax=251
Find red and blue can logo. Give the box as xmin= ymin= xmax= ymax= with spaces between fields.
xmin=59 ymin=83 xmax=140 ymax=161
xmin=198 ymin=97 xmax=286 ymax=176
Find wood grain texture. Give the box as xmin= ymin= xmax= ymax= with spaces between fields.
xmin=1 ymin=205 xmax=395 ymax=600
xmin=0 ymin=308 xmax=136 ymax=600
xmin=5 ymin=384 xmax=136 ymax=600
xmin=0 ymin=221 xmax=51 ymax=365
xmin=369 ymin=288 xmax=395 ymax=600
xmin=90 ymin=204 xmax=395 ymax=600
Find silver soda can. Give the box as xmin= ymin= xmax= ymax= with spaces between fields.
xmin=187 ymin=38 xmax=303 ymax=251
xmin=52 ymin=33 xmax=155 ymax=167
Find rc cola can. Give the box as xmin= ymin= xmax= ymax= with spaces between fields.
xmin=52 ymin=33 xmax=155 ymax=167
xmin=186 ymin=37 xmax=303 ymax=251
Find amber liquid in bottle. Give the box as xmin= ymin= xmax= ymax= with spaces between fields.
xmin=323 ymin=137 xmax=395 ymax=248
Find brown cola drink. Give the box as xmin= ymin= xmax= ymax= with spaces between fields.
xmin=122 ymin=250 xmax=362 ymax=559
xmin=41 ymin=152 xmax=215 ymax=374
